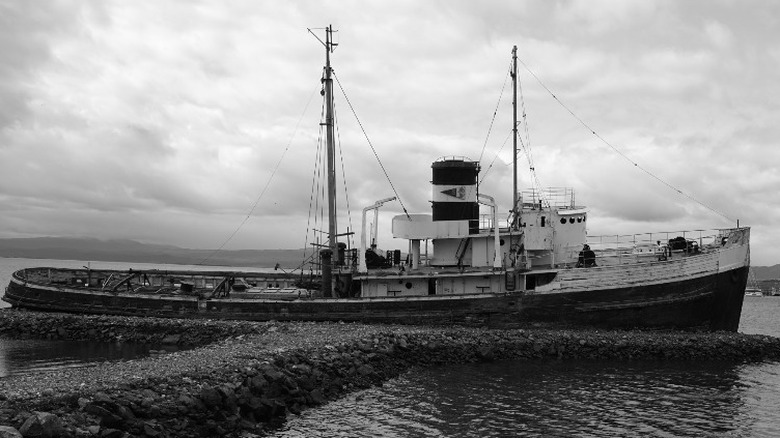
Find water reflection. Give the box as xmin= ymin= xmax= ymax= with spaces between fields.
xmin=733 ymin=362 xmax=780 ymax=437
xmin=0 ymin=337 xmax=179 ymax=377
xmin=273 ymin=359 xmax=780 ymax=438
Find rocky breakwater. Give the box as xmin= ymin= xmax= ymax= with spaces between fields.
xmin=1 ymin=310 xmax=780 ymax=437
xmin=0 ymin=310 xmax=265 ymax=346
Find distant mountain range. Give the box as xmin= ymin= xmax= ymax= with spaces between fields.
xmin=1 ymin=237 xmax=778 ymax=279
xmin=0 ymin=237 xmax=309 ymax=269
xmin=750 ymin=265 xmax=780 ymax=281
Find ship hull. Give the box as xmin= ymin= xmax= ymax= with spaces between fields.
xmin=3 ymin=263 xmax=747 ymax=331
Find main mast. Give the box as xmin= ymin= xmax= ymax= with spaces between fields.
xmin=511 ymin=45 xmax=519 ymax=227
xmin=323 ymin=26 xmax=339 ymax=266
xmin=310 ymin=25 xmax=339 ymax=298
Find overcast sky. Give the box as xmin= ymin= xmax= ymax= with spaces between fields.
xmin=1 ymin=0 xmax=778 ymax=266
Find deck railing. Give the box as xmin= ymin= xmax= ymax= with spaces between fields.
xmin=583 ymin=229 xmax=733 ymax=266
xmin=519 ymin=187 xmax=577 ymax=209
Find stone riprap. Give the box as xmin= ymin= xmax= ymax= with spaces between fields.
xmin=0 ymin=310 xmax=266 ymax=346
xmin=1 ymin=309 xmax=779 ymax=437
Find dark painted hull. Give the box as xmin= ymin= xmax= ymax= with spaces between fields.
xmin=3 ymin=265 xmax=748 ymax=331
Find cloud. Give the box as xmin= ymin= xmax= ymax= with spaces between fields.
xmin=0 ymin=1 xmax=83 ymax=130
xmin=0 ymin=0 xmax=778 ymax=266
xmin=704 ymin=20 xmax=734 ymax=49
xmin=553 ymin=0 xmax=665 ymax=34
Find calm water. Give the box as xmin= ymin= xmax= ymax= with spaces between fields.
xmin=0 ymin=338 xmax=181 ymax=377
xmin=269 ymin=299 xmax=780 ymax=437
xmin=0 ymin=257 xmax=272 ymax=377
xmin=3 ymin=258 xmax=780 ymax=437
xmin=271 ymin=359 xmax=780 ymax=438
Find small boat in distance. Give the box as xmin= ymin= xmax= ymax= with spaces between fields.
xmin=3 ymin=27 xmax=750 ymax=331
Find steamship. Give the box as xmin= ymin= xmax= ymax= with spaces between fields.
xmin=3 ymin=28 xmax=749 ymax=331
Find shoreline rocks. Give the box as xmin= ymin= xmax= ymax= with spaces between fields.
xmin=1 ymin=309 xmax=780 ymax=437
xmin=0 ymin=310 xmax=267 ymax=346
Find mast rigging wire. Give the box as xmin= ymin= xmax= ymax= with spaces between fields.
xmin=303 ymin=78 xmax=357 ymax=265
xmin=477 ymin=61 xmax=512 ymax=164
xmin=515 ymin=57 xmax=735 ymax=223
xmin=478 ymin=49 xmax=549 ymax=210
xmin=197 ymin=85 xmax=321 ymax=267
xmin=516 ymin=70 xmax=550 ymax=210
xmin=302 ymin=96 xmax=329 ymax=267
xmin=479 ymin=127 xmax=513 ymax=185
xmin=334 ymin=100 xmax=356 ymax=248
xmin=333 ymin=71 xmax=411 ymax=220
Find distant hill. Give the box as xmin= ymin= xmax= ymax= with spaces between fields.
xmin=751 ymin=265 xmax=780 ymax=281
xmin=0 ymin=237 xmax=309 ymax=269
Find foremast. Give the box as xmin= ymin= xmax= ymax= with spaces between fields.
xmin=323 ymin=26 xmax=338 ymax=268
xmin=511 ymin=45 xmax=519 ymax=229
xmin=311 ymin=24 xmax=339 ymax=297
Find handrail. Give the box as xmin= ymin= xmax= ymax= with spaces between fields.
xmin=519 ymin=187 xmax=577 ymax=209
xmin=587 ymin=229 xmax=727 ymax=249
xmin=580 ymin=228 xmax=737 ymax=266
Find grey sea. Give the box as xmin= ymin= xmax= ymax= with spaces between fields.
xmin=2 ymin=257 xmax=780 ymax=437
xmin=269 ymin=300 xmax=780 ymax=438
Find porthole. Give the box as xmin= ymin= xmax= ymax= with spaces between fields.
xmin=577 ymin=217 xmax=582 ymax=223
xmin=569 ymin=218 xmax=575 ymax=224
xmin=560 ymin=218 xmax=567 ymax=224
xmin=500 ymin=238 xmax=505 ymax=246
xmin=405 ymin=282 xmax=413 ymax=289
